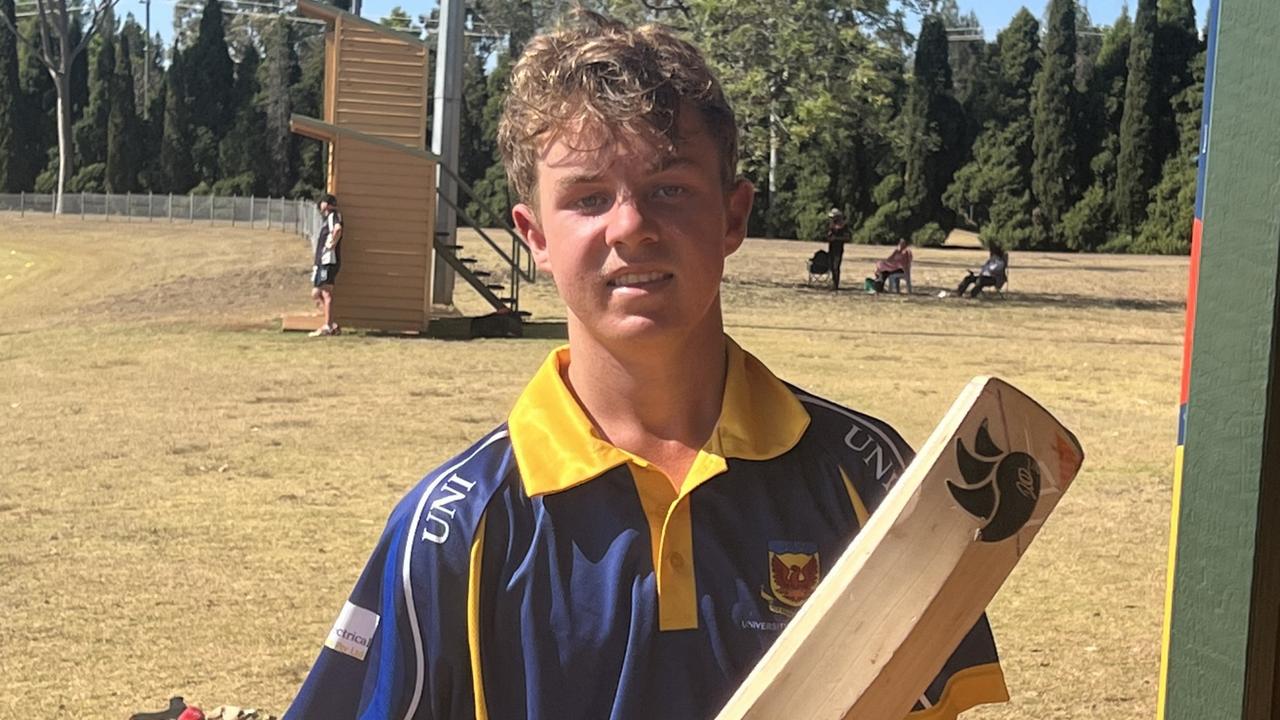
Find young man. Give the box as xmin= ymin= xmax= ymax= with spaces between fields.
xmin=284 ymin=12 xmax=1008 ymax=720
xmin=309 ymin=194 xmax=342 ymax=337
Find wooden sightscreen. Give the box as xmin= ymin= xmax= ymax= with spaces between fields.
xmin=293 ymin=0 xmax=435 ymax=333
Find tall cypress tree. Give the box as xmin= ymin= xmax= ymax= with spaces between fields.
xmin=186 ymin=0 xmax=235 ymax=180
xmin=944 ymin=8 xmax=1040 ymax=249
xmin=0 ymin=0 xmax=23 ymax=191
xmin=217 ymin=45 xmax=267 ymax=193
xmin=261 ymin=18 xmax=299 ymax=196
xmin=1154 ymin=0 xmax=1200 ymax=169
xmin=161 ymin=49 xmax=194 ymax=193
xmin=1115 ymin=0 xmax=1160 ymax=234
xmin=902 ymin=15 xmax=962 ymax=233
xmin=106 ymin=31 xmax=140 ymax=192
xmin=1030 ymin=0 xmax=1079 ymax=248
xmin=74 ymin=10 xmax=114 ymax=170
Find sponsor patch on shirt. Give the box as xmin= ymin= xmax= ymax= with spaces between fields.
xmin=325 ymin=601 xmax=380 ymax=661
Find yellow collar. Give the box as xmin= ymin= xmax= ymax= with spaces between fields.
xmin=507 ymin=337 xmax=811 ymax=497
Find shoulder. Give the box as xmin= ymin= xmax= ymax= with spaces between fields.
xmin=387 ymin=424 xmax=517 ymax=552
xmin=787 ymin=385 xmax=914 ymax=504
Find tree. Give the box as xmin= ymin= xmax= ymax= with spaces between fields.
xmin=160 ymin=48 xmax=193 ymax=192
xmin=901 ymin=15 xmax=963 ymax=233
xmin=217 ymin=43 xmax=267 ymax=193
xmin=1115 ymin=0 xmax=1159 ymax=234
xmin=185 ymin=0 xmax=235 ymax=180
xmin=944 ymin=8 xmax=1040 ymax=249
xmin=0 ymin=0 xmax=121 ymax=211
xmin=105 ymin=28 xmax=139 ymax=191
xmin=0 ymin=0 xmax=23 ymax=190
xmin=72 ymin=9 xmax=111 ymax=171
xmin=1030 ymin=0 xmax=1080 ymax=248
xmin=261 ymin=17 xmax=299 ymax=196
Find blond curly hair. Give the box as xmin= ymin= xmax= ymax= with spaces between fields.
xmin=497 ymin=9 xmax=738 ymax=205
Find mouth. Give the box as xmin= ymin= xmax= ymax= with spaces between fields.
xmin=606 ymin=271 xmax=674 ymax=288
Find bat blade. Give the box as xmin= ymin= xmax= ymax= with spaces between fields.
xmin=715 ymin=377 xmax=1084 ymax=720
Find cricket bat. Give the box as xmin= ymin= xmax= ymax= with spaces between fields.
xmin=716 ymin=376 xmax=1084 ymax=720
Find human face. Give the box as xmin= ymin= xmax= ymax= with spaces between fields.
xmin=512 ymin=110 xmax=753 ymax=350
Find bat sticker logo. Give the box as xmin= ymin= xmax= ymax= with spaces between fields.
xmin=947 ymin=419 xmax=1042 ymax=542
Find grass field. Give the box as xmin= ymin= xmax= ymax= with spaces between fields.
xmin=0 ymin=214 xmax=1186 ymax=719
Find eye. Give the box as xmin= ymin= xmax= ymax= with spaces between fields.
xmin=573 ymin=193 xmax=611 ymax=213
xmin=652 ymin=185 xmax=688 ymax=200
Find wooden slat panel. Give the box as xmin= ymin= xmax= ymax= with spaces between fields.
xmin=337 ymin=45 xmax=425 ymax=64
xmin=336 ymin=271 xmax=426 ymax=290
xmin=342 ymin=255 xmax=430 ymax=273
xmin=337 ymin=185 xmax=433 ymax=204
xmin=346 ymin=214 xmax=432 ymax=228
xmin=333 ymin=293 xmax=426 ymax=312
xmin=331 ymin=195 xmax=438 ymax=213
xmin=334 ymin=97 xmax=426 ymax=112
xmin=335 ymin=108 xmax=423 ymax=125
xmin=336 ymin=162 xmax=433 ymax=181
xmin=334 ymin=179 xmax=434 ymax=198
xmin=335 ymin=74 xmax=427 ymax=93
xmin=335 ymin=149 xmax=430 ymax=170
xmin=334 ymin=304 xmax=426 ymax=323
xmin=337 ymin=61 xmax=426 ymax=78
xmin=331 ymin=280 xmax=423 ymax=300
xmin=332 ymin=315 xmax=424 ymax=333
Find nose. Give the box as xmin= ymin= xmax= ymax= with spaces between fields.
xmin=603 ymin=193 xmax=657 ymax=249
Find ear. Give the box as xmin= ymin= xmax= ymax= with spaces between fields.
xmin=512 ymin=202 xmax=553 ymax=274
xmin=722 ymin=178 xmax=754 ymax=257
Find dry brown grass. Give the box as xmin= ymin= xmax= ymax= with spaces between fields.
xmin=1 ymin=214 xmax=1185 ymax=719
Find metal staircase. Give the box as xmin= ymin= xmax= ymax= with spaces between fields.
xmin=434 ymin=161 xmax=536 ymax=319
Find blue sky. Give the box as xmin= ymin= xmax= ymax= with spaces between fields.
xmin=124 ymin=0 xmax=1206 ymax=50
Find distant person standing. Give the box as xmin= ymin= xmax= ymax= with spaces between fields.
xmin=310 ymin=194 xmax=343 ymax=337
xmin=825 ymin=208 xmax=850 ymax=291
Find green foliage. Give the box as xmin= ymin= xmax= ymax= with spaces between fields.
xmin=0 ymin=0 xmax=22 ymax=191
xmin=912 ymin=222 xmax=946 ymax=247
xmin=855 ymin=174 xmax=910 ymax=245
xmin=75 ymin=11 xmax=115 ymax=170
xmin=211 ymin=172 xmax=256 ymax=196
xmin=261 ymin=19 xmax=299 ymax=196
xmin=161 ymin=50 xmax=194 ymax=193
xmin=186 ymin=0 xmax=235 ymax=139
xmin=1030 ymin=0 xmax=1080 ymax=248
xmin=68 ymin=162 xmax=107 ymax=193
xmin=106 ymin=32 xmax=141 ymax=192
xmin=218 ymin=46 xmax=267 ymax=195
xmin=901 ymin=15 xmax=963 ymax=233
xmin=1115 ymin=0 xmax=1159 ymax=233
xmin=1060 ymin=183 xmax=1112 ymax=251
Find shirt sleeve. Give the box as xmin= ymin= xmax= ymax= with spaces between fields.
xmin=283 ymin=493 xmax=479 ymax=720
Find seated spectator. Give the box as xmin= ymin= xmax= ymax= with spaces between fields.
xmin=957 ymin=245 xmax=1009 ymax=298
xmin=872 ymin=238 xmax=914 ymax=293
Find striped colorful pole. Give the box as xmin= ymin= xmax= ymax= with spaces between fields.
xmin=1157 ymin=0 xmax=1280 ymax=717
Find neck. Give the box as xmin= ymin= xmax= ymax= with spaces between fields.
xmin=563 ymin=314 xmax=728 ymax=486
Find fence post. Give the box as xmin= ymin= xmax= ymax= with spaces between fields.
xmin=168 ymin=193 xmax=173 ymax=222
xmin=148 ymin=192 xmax=153 ymax=222
xmin=210 ymin=192 xmax=214 ymax=224
xmin=231 ymin=195 xmax=237 ymax=227
xmin=105 ymin=191 xmax=109 ymax=222
xmin=80 ymin=191 xmax=85 ymax=220
xmin=126 ymin=191 xmax=132 ymax=221
xmin=189 ymin=194 xmax=194 ymax=223
xmin=19 ymin=191 xmax=23 ymax=217
xmin=250 ymin=195 xmax=255 ymax=229
xmin=51 ymin=191 xmax=55 ymax=215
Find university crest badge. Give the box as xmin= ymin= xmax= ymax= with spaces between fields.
xmin=760 ymin=541 xmax=820 ymax=617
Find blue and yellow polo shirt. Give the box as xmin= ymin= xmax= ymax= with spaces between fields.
xmin=285 ymin=339 xmax=1009 ymax=720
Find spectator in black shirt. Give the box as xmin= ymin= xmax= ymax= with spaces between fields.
xmin=825 ymin=208 xmax=850 ymax=291
xmin=310 ymin=194 xmax=343 ymax=336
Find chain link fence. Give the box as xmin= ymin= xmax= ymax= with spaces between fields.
xmin=0 ymin=191 xmax=322 ymax=240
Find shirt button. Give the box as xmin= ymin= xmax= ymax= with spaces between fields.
xmin=670 ymin=553 xmax=686 ymax=570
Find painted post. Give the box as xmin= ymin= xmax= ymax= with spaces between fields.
xmin=168 ymin=193 xmax=173 ymax=222
xmin=250 ymin=195 xmax=255 ymax=228
xmin=127 ymin=192 xmax=132 ymax=221
xmin=80 ymin=192 xmax=85 ymax=220
xmin=148 ymin=192 xmax=153 ymax=221
xmin=1158 ymin=1 xmax=1280 ymax=718
xmin=430 ymin=0 xmax=464 ymax=306
xmin=19 ymin=191 xmax=23 ymax=217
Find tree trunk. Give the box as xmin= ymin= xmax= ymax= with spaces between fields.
xmin=53 ymin=69 xmax=70 ymax=214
